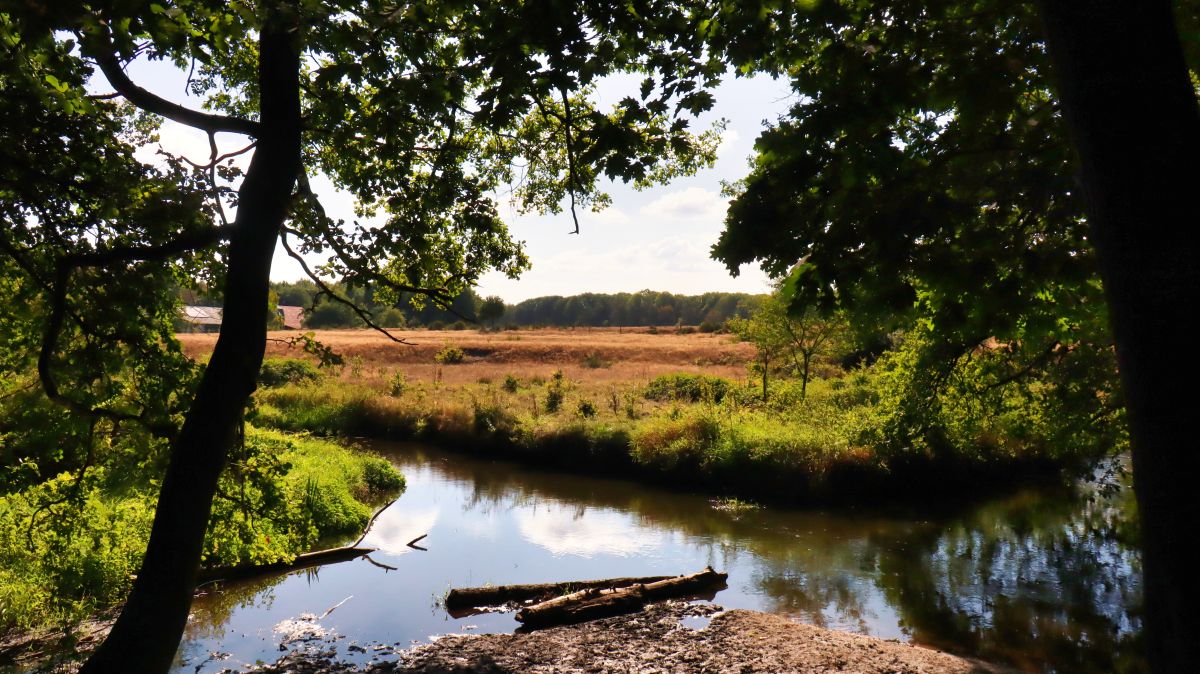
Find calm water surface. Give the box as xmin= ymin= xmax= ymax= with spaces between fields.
xmin=175 ymin=443 xmax=1143 ymax=673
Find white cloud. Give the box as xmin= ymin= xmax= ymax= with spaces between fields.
xmin=717 ymin=127 xmax=742 ymax=161
xmin=359 ymin=506 xmax=439 ymax=556
xmin=515 ymin=507 xmax=664 ymax=558
xmin=640 ymin=187 xmax=728 ymax=222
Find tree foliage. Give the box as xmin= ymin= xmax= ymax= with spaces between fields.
xmin=711 ymin=0 xmax=1127 ymax=447
xmin=2 ymin=1 xmax=731 ymax=670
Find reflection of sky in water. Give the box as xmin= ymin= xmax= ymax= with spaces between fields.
xmin=515 ymin=507 xmax=666 ymax=557
xmin=174 ymin=444 xmax=1142 ymax=674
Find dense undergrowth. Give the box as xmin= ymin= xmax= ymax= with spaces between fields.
xmin=0 ymin=425 xmax=401 ymax=633
xmin=252 ymin=334 xmax=1123 ymax=506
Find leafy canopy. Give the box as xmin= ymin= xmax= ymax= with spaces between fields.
xmin=709 ymin=0 xmax=1136 ymax=454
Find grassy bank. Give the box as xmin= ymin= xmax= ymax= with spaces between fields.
xmin=0 ymin=428 xmax=402 ymax=633
xmin=252 ymin=360 xmax=1090 ymax=507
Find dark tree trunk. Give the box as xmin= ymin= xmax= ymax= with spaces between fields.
xmin=1036 ymin=2 xmax=1200 ymax=672
xmin=800 ymin=351 xmax=811 ymax=399
xmin=79 ymin=17 xmax=302 ymax=674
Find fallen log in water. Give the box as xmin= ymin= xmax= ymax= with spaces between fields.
xmin=196 ymin=545 xmax=375 ymax=585
xmin=514 ymin=567 xmax=728 ymax=629
xmin=445 ymin=574 xmax=672 ymax=611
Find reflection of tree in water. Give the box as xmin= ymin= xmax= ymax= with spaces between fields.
xmin=184 ymin=570 xmax=305 ymax=640
xmin=383 ymin=443 xmax=1143 ymax=672
xmin=872 ymin=484 xmax=1143 ymax=673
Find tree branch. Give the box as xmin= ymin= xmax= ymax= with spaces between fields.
xmin=87 ymin=28 xmax=261 ymax=137
xmin=279 ymin=230 xmax=416 ymax=345
xmin=62 ymin=226 xmax=234 ymax=268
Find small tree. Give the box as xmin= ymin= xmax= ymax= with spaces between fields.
xmin=478 ymin=295 xmax=506 ymax=328
xmin=728 ymin=298 xmax=789 ymax=402
xmin=731 ymin=292 xmax=847 ymax=400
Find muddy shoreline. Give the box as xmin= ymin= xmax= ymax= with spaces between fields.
xmin=247 ymin=603 xmax=1013 ymax=674
xmin=4 ymin=602 xmax=1014 ymax=673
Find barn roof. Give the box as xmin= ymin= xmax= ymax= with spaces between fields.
xmin=279 ymin=305 xmax=304 ymax=329
xmin=181 ymin=305 xmax=223 ymax=325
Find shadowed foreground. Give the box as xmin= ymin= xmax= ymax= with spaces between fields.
xmin=251 ymin=603 xmax=1014 ymax=674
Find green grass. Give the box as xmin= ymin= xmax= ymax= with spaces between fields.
xmin=251 ymin=365 xmax=1089 ymax=506
xmin=0 ymin=427 xmax=402 ymax=633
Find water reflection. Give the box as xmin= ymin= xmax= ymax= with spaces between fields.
xmin=177 ymin=444 xmax=1142 ymax=674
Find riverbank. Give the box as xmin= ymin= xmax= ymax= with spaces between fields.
xmin=0 ymin=428 xmax=403 ymax=640
xmin=248 ymin=602 xmax=1015 ymax=673
xmin=249 ymin=374 xmax=1078 ymax=508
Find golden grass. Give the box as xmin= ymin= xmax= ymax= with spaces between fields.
xmin=177 ymin=327 xmax=753 ymax=385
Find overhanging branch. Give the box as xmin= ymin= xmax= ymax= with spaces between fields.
xmin=279 ymin=230 xmax=415 ymax=345
xmin=88 ymin=28 xmax=261 ymax=137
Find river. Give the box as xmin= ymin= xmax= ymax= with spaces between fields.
xmin=175 ymin=442 xmax=1143 ymax=673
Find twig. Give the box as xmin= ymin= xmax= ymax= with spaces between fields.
xmin=353 ymin=497 xmax=399 ymax=547
xmin=407 ymin=533 xmax=428 ymax=551
xmin=363 ymin=555 xmax=398 ymax=572
xmin=319 ymin=595 xmax=353 ymax=619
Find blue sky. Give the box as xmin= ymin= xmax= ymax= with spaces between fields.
xmin=115 ymin=57 xmax=793 ymax=302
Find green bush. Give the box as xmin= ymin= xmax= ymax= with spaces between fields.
xmin=545 ymin=387 xmax=564 ymax=413
xmin=258 ymin=358 xmax=321 ymax=388
xmin=644 ymin=373 xmax=731 ymax=403
xmin=388 ymin=372 xmax=407 ymax=397
xmin=577 ymin=400 xmax=597 ymax=418
xmin=434 ymin=345 xmax=465 ymax=364
xmin=502 ymin=374 xmax=520 ymax=392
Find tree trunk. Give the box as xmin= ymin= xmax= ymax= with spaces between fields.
xmin=1035 ymin=3 xmax=1200 ymax=672
xmin=801 ymin=351 xmax=811 ymax=399
xmin=445 ymin=575 xmax=672 ymax=611
xmin=79 ymin=18 xmax=302 ymax=674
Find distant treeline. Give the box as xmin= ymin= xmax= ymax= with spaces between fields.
xmin=507 ymin=291 xmax=760 ymax=328
xmin=185 ymin=282 xmax=761 ymax=329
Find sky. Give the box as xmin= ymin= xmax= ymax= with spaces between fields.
xmin=115 ymin=55 xmax=795 ymax=302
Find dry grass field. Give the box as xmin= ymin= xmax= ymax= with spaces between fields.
xmin=177 ymin=327 xmax=754 ymax=385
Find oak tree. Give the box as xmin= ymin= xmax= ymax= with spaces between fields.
xmin=3 ymin=2 xmax=723 ymax=672
xmin=710 ymin=1 xmax=1198 ymax=670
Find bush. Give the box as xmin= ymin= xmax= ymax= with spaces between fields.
xmin=631 ymin=414 xmax=721 ymax=472
xmin=258 ymin=358 xmax=321 ymax=387
xmin=387 ymin=372 xmax=407 ymax=397
xmin=644 ymin=373 xmax=731 ymax=403
xmin=376 ymin=308 xmax=406 ymax=328
xmin=502 ymin=374 xmax=520 ymax=393
xmin=581 ymin=351 xmax=611 ymax=369
xmin=578 ymin=400 xmax=597 ymax=418
xmin=434 ymin=345 xmax=465 ymax=364
xmin=545 ymin=388 xmax=564 ymax=413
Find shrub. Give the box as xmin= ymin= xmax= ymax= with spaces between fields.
xmin=631 ymin=414 xmax=721 ymax=472
xmin=387 ymin=372 xmax=407 ymax=397
xmin=503 ymin=375 xmax=520 ymax=393
xmin=449 ymin=321 xmax=467 ymax=331
xmin=581 ymin=351 xmax=611 ymax=369
xmin=434 ymin=345 xmax=465 ymax=364
xmin=578 ymin=400 xmax=597 ymax=418
xmin=545 ymin=387 xmax=564 ymax=413
xmin=258 ymin=358 xmax=321 ymax=387
xmin=644 ymin=373 xmax=731 ymax=403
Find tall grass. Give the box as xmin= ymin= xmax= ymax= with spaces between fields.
xmin=251 ymin=364 xmax=1086 ymax=506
